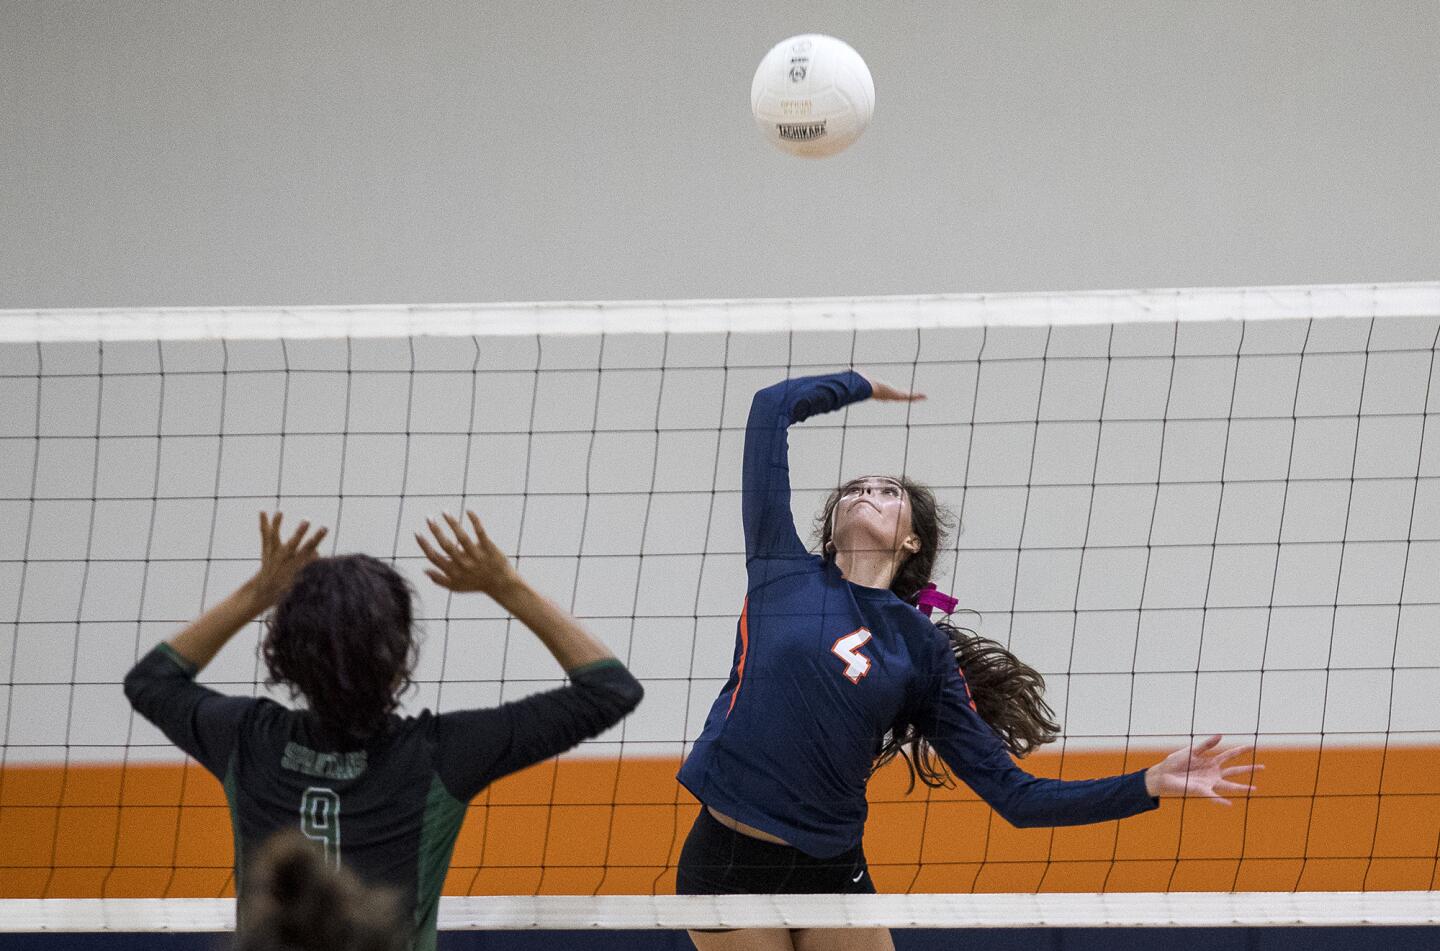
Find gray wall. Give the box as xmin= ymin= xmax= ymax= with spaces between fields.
xmin=3 ymin=0 xmax=1438 ymax=309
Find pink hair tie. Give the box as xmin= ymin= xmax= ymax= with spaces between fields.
xmin=913 ymin=583 xmax=958 ymax=618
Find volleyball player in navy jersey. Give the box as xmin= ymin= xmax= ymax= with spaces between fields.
xmin=676 ymin=371 xmax=1260 ymax=951
xmin=125 ymin=511 xmax=642 ymax=951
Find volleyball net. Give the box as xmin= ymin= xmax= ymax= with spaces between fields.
xmin=1 ymin=283 xmax=1438 ymax=931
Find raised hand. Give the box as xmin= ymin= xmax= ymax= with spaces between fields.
xmin=415 ymin=510 xmax=517 ymax=597
xmin=1144 ymin=735 xmax=1262 ymax=806
xmin=856 ymin=371 xmax=926 ymax=402
xmin=162 ymin=511 xmax=327 ymax=671
xmin=254 ymin=511 xmax=328 ymax=607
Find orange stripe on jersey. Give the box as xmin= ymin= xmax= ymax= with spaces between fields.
xmin=726 ymin=599 xmax=750 ymax=716
xmin=958 ymin=665 xmax=978 ymax=712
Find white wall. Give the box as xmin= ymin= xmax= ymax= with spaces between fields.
xmin=3 ymin=1 xmax=1438 ymax=308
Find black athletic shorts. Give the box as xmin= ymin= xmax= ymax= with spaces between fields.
xmin=675 ymin=806 xmax=876 ymax=895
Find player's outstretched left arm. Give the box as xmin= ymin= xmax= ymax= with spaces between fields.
xmin=1144 ymin=735 xmax=1262 ymax=805
xmin=923 ymin=654 xmax=1262 ymax=827
xmin=168 ymin=512 xmax=328 ymax=671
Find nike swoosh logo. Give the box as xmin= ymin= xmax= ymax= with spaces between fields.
xmin=851 ymin=869 xmax=865 ymax=882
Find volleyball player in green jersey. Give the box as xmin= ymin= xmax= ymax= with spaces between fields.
xmin=125 ymin=511 xmax=643 ymax=951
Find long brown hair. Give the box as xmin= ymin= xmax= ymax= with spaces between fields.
xmin=816 ymin=477 xmax=1061 ymax=790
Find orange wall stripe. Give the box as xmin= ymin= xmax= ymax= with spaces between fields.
xmin=0 ymin=747 xmax=1435 ymax=898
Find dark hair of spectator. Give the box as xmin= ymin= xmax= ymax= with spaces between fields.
xmin=233 ymin=831 xmax=408 ymax=951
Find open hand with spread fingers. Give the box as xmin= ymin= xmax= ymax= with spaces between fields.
xmin=415 ymin=510 xmax=518 ymax=598
xmin=1144 ymin=735 xmax=1262 ymax=805
xmin=253 ymin=511 xmax=328 ymax=608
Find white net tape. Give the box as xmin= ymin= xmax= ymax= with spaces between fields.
xmin=3 ymin=891 xmax=1439 ymax=932
xmin=4 ymin=283 xmax=1438 ymax=343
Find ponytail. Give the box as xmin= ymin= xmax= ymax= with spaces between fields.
xmin=876 ymin=617 xmax=1061 ymax=791
xmin=814 ymin=475 xmax=1062 ymax=791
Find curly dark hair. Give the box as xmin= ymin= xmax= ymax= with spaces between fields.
xmin=816 ymin=476 xmax=1061 ymax=790
xmin=263 ymin=554 xmax=417 ymax=739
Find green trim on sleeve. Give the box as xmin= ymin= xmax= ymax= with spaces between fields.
xmin=155 ymin=642 xmax=200 ymax=678
xmin=565 ymin=657 xmax=626 ymax=678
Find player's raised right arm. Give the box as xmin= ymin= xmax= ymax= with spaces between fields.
xmin=124 ymin=511 xmax=323 ymax=776
xmin=741 ymin=372 xmax=876 ymax=567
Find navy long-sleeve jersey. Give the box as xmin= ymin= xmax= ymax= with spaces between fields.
xmin=124 ymin=644 xmax=642 ymax=951
xmin=677 ymin=371 xmax=1158 ymax=859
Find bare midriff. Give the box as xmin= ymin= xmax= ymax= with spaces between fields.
xmin=706 ymin=806 xmax=791 ymax=845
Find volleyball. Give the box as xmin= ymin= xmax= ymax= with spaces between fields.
xmin=751 ymin=34 xmax=874 ymax=158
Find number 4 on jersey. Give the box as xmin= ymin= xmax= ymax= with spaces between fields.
xmin=831 ymin=628 xmax=873 ymax=684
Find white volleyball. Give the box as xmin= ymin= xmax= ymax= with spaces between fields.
xmin=751 ymin=34 xmax=875 ymax=158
